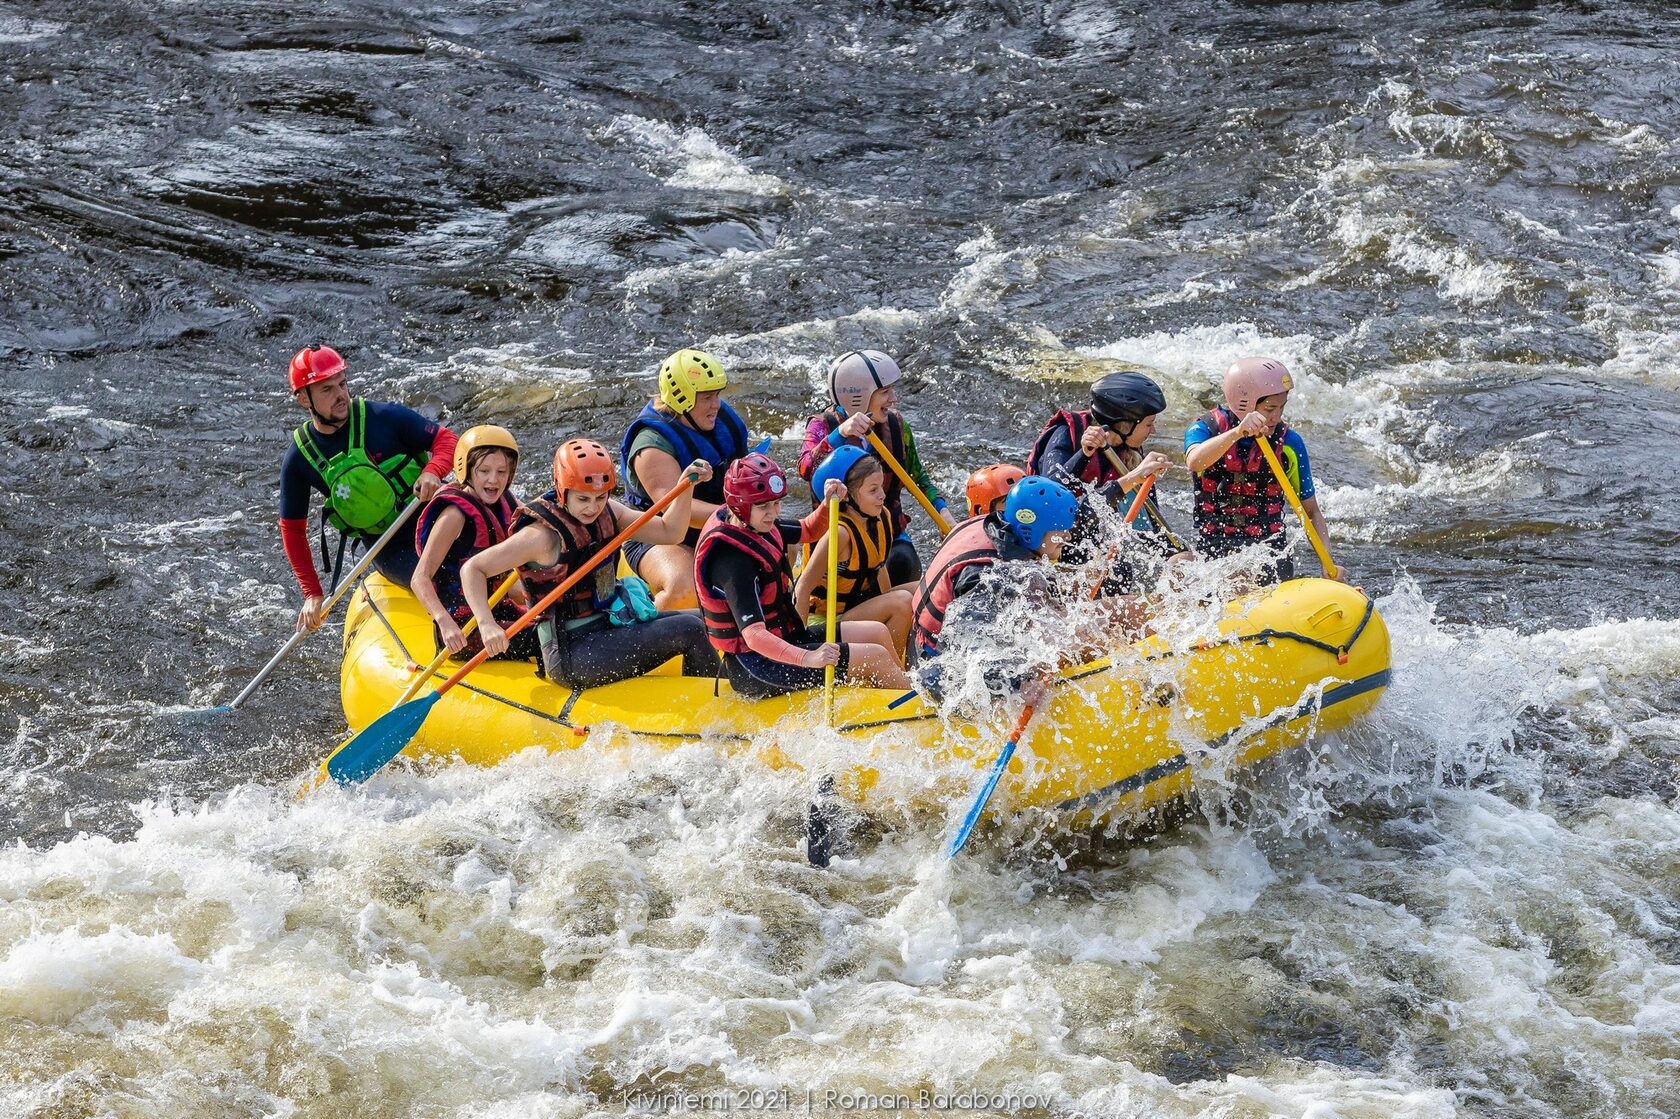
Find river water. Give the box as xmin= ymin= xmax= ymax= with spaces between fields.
xmin=3 ymin=2 xmax=1679 ymax=1116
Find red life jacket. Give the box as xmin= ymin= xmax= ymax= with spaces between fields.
xmin=808 ymin=408 xmax=913 ymax=531
xmin=415 ymin=485 xmax=519 ymax=623
xmin=1191 ymin=407 xmax=1291 ymax=544
xmin=1027 ymin=409 xmax=1123 ymax=486
xmin=693 ymin=510 xmax=803 ymax=654
xmin=911 ymin=515 xmax=999 ymax=654
xmin=516 ymin=495 xmax=620 ymax=622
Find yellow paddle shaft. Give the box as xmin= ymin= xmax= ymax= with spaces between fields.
xmin=1253 ymin=434 xmax=1338 ymax=579
xmin=864 ymin=430 xmax=952 ymax=535
xmin=823 ymin=495 xmax=839 ymax=725
xmin=394 ymin=572 xmax=521 ymax=705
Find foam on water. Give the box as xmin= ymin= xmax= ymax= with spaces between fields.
xmin=602 ymin=115 xmax=790 ymax=198
xmin=6 ymin=562 xmax=1680 ymax=1115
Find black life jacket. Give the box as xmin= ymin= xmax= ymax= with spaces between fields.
xmin=1191 ymin=407 xmax=1293 ymax=545
xmin=516 ymin=493 xmax=620 ymax=622
xmin=808 ymin=408 xmax=912 ymax=532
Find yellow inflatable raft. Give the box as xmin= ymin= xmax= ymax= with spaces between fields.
xmin=339 ymin=575 xmax=1391 ymax=825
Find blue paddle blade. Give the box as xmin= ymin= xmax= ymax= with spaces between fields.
xmin=944 ymin=737 xmax=1020 ymax=858
xmin=886 ymin=689 xmax=919 ymax=710
xmin=751 ymin=436 xmax=773 ymax=455
xmin=324 ymin=692 xmax=441 ymax=784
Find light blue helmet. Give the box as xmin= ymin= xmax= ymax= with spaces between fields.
xmin=1003 ymin=476 xmax=1079 ymax=551
xmin=810 ymin=443 xmax=872 ymax=499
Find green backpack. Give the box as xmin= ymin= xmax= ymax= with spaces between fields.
xmin=292 ymin=398 xmax=425 ymax=538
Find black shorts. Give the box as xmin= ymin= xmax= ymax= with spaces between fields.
xmin=621 ymin=537 xmax=654 ymax=578
xmin=722 ymin=625 xmax=852 ymax=699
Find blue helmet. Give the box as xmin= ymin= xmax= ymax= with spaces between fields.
xmin=1003 ymin=476 xmax=1079 ymax=551
xmin=810 ymin=444 xmax=872 ymax=499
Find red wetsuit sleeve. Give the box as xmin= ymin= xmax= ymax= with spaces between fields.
xmin=280 ymin=517 xmax=324 ymax=598
xmin=797 ymin=502 xmax=831 ymax=544
xmin=426 ymin=425 xmax=457 ymax=480
xmin=742 ymin=622 xmax=812 ymax=664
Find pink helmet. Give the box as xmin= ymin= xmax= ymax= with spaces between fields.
xmin=1222 ymin=356 xmax=1294 ymax=415
xmin=723 ymin=452 xmax=788 ymax=518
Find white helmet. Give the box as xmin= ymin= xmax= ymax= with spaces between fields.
xmin=828 ymin=349 xmax=901 ymax=415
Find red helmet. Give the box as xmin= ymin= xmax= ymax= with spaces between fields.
xmin=965 ymin=463 xmax=1025 ymax=518
xmin=723 ymin=452 xmax=787 ymax=519
xmin=553 ymin=439 xmax=617 ymax=495
xmin=288 ymin=345 xmax=346 ymax=393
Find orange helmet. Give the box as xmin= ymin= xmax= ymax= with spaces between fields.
xmin=965 ymin=463 xmax=1025 ymax=518
xmin=553 ymin=439 xmax=617 ymax=495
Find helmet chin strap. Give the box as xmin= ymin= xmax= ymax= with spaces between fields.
xmin=302 ymin=384 xmax=344 ymax=429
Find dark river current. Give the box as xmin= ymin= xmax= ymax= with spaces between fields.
xmin=3 ymin=2 xmax=1679 ymax=1116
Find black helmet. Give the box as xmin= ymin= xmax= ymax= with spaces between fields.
xmin=1090 ymin=370 xmax=1166 ymax=426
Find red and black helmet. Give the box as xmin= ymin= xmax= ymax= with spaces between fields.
xmin=288 ymin=345 xmax=346 ymax=393
xmin=723 ymin=452 xmax=787 ymax=519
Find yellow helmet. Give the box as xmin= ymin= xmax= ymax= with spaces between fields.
xmin=657 ymin=348 xmax=729 ymax=413
xmin=452 ymin=424 xmax=520 ymax=482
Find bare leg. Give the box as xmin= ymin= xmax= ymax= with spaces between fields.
xmin=838 ymin=587 xmax=913 ymax=663
xmin=638 ymin=543 xmax=698 ymax=610
xmin=838 ymin=619 xmax=911 ymax=689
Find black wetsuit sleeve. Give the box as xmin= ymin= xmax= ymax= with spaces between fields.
xmin=1036 ymin=424 xmax=1093 ymax=485
xmin=706 ymin=549 xmax=770 ymax=632
xmin=364 ymin=400 xmax=443 ymax=459
xmin=279 ymin=442 xmax=325 ymax=520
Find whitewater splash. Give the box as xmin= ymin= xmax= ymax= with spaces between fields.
xmin=6 ymin=575 xmax=1677 ymax=1116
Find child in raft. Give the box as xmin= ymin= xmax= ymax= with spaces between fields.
xmin=411 ymin=425 xmax=530 ymax=659
xmin=695 ymin=453 xmax=911 ymax=698
xmin=963 ymin=464 xmax=1024 ymax=518
xmin=791 ymin=445 xmax=915 ymax=663
xmin=797 ymin=349 xmax=948 ymax=584
xmin=1183 ymin=356 xmax=1341 ymax=584
xmin=461 ymin=439 xmax=720 ymax=689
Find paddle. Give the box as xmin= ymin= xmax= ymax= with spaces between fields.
xmin=1251 ymin=436 xmax=1339 ymax=579
xmin=943 ymin=475 xmax=1157 ymax=858
xmin=316 ymin=478 xmax=696 ymax=785
xmin=208 ymin=496 xmax=423 ymax=713
xmin=392 ymin=572 xmax=520 ymax=706
xmin=835 ymin=406 xmax=952 ymax=535
xmin=806 ymin=495 xmax=844 ymax=868
xmin=823 ymin=493 xmax=839 ymax=725
xmin=1101 ymin=447 xmax=1188 ymax=552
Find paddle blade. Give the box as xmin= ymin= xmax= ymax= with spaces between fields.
xmin=321 ymin=692 xmax=440 ymax=785
xmin=944 ymin=738 xmax=1019 ymax=858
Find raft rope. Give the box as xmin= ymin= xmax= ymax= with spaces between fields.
xmin=356 ymin=589 xmax=751 ymax=742
xmin=355 ymin=588 xmax=1381 ymax=744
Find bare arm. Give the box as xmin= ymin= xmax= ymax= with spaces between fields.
xmin=793 ymin=529 xmax=841 ymax=617
xmin=623 ymin=460 xmax=712 ymax=545
xmin=1185 ymin=412 xmax=1269 ymax=473
xmin=461 ymin=525 xmax=555 ymax=625
xmin=635 ymin=447 xmax=721 ymax=530
xmin=411 ymin=506 xmax=465 ymax=633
